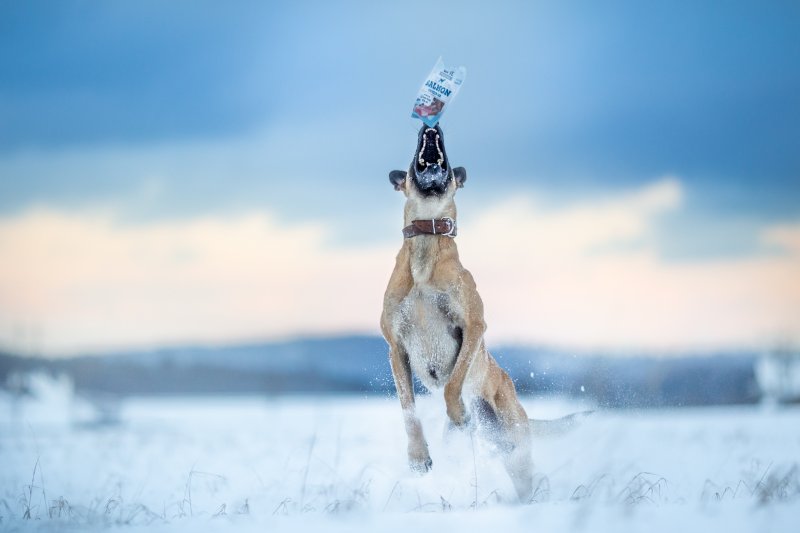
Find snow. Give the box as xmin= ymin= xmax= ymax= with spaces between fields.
xmin=1 ymin=379 xmax=798 ymax=532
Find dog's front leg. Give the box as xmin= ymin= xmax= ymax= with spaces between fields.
xmin=444 ymin=327 xmax=483 ymax=427
xmin=388 ymin=340 xmax=432 ymax=473
xmin=444 ymin=275 xmax=486 ymax=427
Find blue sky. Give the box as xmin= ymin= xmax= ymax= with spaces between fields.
xmin=1 ymin=1 xmax=798 ymax=353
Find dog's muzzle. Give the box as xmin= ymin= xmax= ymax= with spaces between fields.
xmin=414 ymin=127 xmax=450 ymax=195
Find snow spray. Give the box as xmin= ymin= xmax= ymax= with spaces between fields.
xmin=411 ymin=57 xmax=466 ymax=127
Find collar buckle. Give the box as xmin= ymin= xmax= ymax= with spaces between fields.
xmin=440 ymin=217 xmax=456 ymax=237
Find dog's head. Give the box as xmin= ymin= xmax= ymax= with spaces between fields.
xmin=389 ymin=124 xmax=467 ymax=198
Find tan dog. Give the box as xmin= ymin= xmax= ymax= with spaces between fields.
xmin=381 ymin=123 xmax=534 ymax=501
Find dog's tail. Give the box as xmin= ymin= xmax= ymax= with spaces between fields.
xmin=529 ymin=410 xmax=594 ymax=437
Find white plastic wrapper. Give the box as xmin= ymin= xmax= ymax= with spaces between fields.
xmin=411 ymin=57 xmax=466 ymax=127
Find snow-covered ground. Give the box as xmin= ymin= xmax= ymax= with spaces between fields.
xmin=1 ymin=377 xmax=798 ymax=532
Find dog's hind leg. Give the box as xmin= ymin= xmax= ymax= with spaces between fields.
xmin=481 ymin=368 xmax=533 ymax=502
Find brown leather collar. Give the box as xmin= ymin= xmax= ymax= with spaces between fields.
xmin=402 ymin=217 xmax=457 ymax=239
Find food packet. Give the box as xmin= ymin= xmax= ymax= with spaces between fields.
xmin=411 ymin=57 xmax=466 ymax=127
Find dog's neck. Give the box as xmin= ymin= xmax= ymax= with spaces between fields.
xmin=403 ymin=196 xmax=458 ymax=283
xmin=403 ymin=194 xmax=456 ymax=225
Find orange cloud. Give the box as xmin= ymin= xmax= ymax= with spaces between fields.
xmin=458 ymin=179 xmax=800 ymax=351
xmin=0 ymin=178 xmax=798 ymax=355
xmin=0 ymin=209 xmax=392 ymax=354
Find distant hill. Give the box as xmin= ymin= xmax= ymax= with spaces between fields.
xmin=0 ymin=336 xmax=760 ymax=407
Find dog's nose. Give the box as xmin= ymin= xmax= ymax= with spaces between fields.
xmin=415 ymin=164 xmax=448 ymax=193
xmin=418 ymin=164 xmax=445 ymax=184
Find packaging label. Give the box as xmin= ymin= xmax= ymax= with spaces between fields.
xmin=411 ymin=57 xmax=466 ymax=127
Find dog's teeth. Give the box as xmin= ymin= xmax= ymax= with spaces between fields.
xmin=417 ymin=130 xmax=446 ymax=169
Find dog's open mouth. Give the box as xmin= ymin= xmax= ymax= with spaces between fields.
xmin=413 ymin=125 xmax=450 ymax=195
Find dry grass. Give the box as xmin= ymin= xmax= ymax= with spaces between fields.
xmin=4 ymin=457 xmax=800 ymax=529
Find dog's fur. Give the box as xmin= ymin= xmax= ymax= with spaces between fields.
xmin=381 ymin=124 xmax=533 ymax=501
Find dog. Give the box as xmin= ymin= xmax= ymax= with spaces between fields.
xmin=381 ymin=123 xmax=536 ymax=501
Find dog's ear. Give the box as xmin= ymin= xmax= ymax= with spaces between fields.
xmin=389 ymin=170 xmax=407 ymax=191
xmin=453 ymin=167 xmax=467 ymax=188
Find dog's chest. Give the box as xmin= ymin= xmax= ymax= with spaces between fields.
xmin=394 ymin=286 xmax=463 ymax=389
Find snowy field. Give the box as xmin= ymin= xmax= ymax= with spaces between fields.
xmin=1 ymin=379 xmax=799 ymax=532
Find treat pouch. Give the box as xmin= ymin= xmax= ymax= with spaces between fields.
xmin=411 ymin=57 xmax=466 ymax=127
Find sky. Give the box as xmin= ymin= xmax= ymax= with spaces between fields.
xmin=0 ymin=1 xmax=798 ymax=355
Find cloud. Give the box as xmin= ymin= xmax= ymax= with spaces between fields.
xmin=762 ymin=223 xmax=800 ymax=255
xmin=458 ymin=178 xmax=800 ymax=351
xmin=0 ymin=177 xmax=798 ymax=355
xmin=0 ymin=208 xmax=393 ymax=354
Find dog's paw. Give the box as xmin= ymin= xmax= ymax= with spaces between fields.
xmin=409 ymin=456 xmax=433 ymax=474
xmin=446 ymin=413 xmax=472 ymax=432
xmin=444 ymin=388 xmax=469 ymax=427
xmin=447 ymin=404 xmax=471 ymax=429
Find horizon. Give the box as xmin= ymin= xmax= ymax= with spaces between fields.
xmin=0 ymin=330 xmax=769 ymax=361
